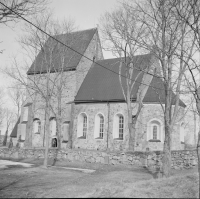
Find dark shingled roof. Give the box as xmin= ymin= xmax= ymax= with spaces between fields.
xmin=27 ymin=28 xmax=97 ymax=75
xmin=75 ymin=54 xmax=152 ymax=102
xmin=10 ymin=117 xmax=20 ymax=138
xmin=75 ymin=55 xmax=186 ymax=107
xmin=143 ymin=76 xmax=186 ymax=107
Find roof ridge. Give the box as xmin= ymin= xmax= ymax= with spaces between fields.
xmin=56 ymin=27 xmax=97 ymax=37
xmin=97 ymin=53 xmax=152 ymax=62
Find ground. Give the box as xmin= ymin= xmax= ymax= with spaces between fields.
xmin=0 ymin=157 xmax=198 ymax=198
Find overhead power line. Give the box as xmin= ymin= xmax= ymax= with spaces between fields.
xmin=0 ymin=1 xmax=191 ymax=95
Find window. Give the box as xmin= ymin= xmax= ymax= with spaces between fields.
xmin=50 ymin=117 xmax=56 ymax=136
xmin=99 ymin=115 xmax=104 ymax=138
xmin=77 ymin=113 xmax=88 ymax=138
xmin=83 ymin=115 xmax=87 ymax=137
xmin=147 ymin=119 xmax=163 ymax=142
xmin=153 ymin=125 xmax=157 ymax=140
xmin=20 ymin=123 xmax=26 ymax=141
xmin=119 ymin=115 xmax=124 ymax=139
xmin=113 ymin=113 xmax=124 ymax=140
xmin=94 ymin=113 xmax=104 ymax=139
xmin=62 ymin=121 xmax=70 ymax=142
xmin=22 ymin=107 xmax=28 ymax=122
xmin=33 ymin=118 xmax=41 ymax=134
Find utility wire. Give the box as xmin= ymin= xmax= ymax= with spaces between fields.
xmin=0 ymin=1 xmax=192 ymax=94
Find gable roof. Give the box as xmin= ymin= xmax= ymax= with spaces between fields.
xmin=10 ymin=117 xmax=20 ymax=138
xmin=74 ymin=55 xmax=186 ymax=107
xmin=27 ymin=28 xmax=97 ymax=75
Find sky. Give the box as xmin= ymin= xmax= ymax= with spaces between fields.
xmin=0 ymin=0 xmax=119 ymax=134
xmin=0 ymin=0 xmax=119 ymax=96
xmin=1 ymin=0 xmax=118 ymax=67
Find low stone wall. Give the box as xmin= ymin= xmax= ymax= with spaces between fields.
xmin=0 ymin=147 xmax=198 ymax=170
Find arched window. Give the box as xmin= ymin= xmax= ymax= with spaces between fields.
xmin=119 ymin=115 xmax=124 ymax=139
xmin=77 ymin=113 xmax=88 ymax=139
xmin=180 ymin=122 xmax=185 ymax=143
xmin=94 ymin=113 xmax=104 ymax=139
xmin=20 ymin=123 xmax=26 ymax=141
xmin=100 ymin=115 xmax=104 ymax=138
xmin=33 ymin=118 xmax=41 ymax=134
xmin=153 ymin=125 xmax=157 ymax=140
xmin=147 ymin=119 xmax=163 ymax=142
xmin=83 ymin=115 xmax=87 ymax=137
xmin=113 ymin=113 xmax=124 ymax=140
xmin=62 ymin=121 xmax=70 ymax=142
xmin=50 ymin=117 xmax=56 ymax=136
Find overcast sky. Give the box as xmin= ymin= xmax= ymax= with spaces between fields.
xmin=0 ymin=0 xmax=119 ymax=94
xmin=1 ymin=0 xmax=118 ymax=66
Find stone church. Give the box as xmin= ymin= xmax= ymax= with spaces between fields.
xmin=10 ymin=28 xmax=187 ymax=151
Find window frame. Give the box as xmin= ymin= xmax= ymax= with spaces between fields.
xmin=152 ymin=125 xmax=158 ymax=140
xmin=118 ymin=115 xmax=124 ymax=139
xmin=77 ymin=112 xmax=88 ymax=139
xmin=113 ymin=113 xmax=124 ymax=140
xmin=94 ymin=113 xmax=105 ymax=139
xmin=49 ymin=117 xmax=57 ymax=136
xmin=99 ymin=115 xmax=104 ymax=138
xmin=33 ymin=118 xmax=41 ymax=134
xmin=62 ymin=121 xmax=70 ymax=143
xmin=147 ymin=118 xmax=163 ymax=142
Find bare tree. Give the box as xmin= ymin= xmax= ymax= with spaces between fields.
xmin=2 ymin=108 xmax=15 ymax=146
xmin=8 ymin=82 xmax=26 ymax=118
xmin=0 ymin=0 xmax=47 ymax=24
xmin=128 ymin=0 xmax=196 ymax=177
xmin=174 ymin=0 xmax=200 ymax=195
xmin=100 ymin=3 xmax=155 ymax=151
xmin=0 ymin=88 xmax=5 ymax=127
xmin=5 ymin=13 xmax=79 ymax=167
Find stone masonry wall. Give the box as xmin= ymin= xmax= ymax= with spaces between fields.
xmin=135 ymin=104 xmax=185 ymax=151
xmin=73 ymin=103 xmax=185 ymax=152
xmin=73 ymin=103 xmax=134 ymax=151
xmin=0 ymin=147 xmax=197 ymax=170
xmin=24 ymin=71 xmax=76 ymax=148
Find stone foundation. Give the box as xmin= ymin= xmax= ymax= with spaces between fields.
xmin=0 ymin=147 xmax=197 ymax=170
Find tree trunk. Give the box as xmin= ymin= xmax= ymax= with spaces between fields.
xmin=2 ymin=130 xmax=8 ymax=146
xmin=127 ymin=101 xmax=135 ymax=151
xmin=57 ymin=116 xmax=62 ymax=149
xmin=196 ymin=101 xmax=200 ymax=198
xmin=162 ymin=102 xmax=172 ymax=177
xmin=57 ymin=93 xmax=62 ymax=149
xmin=194 ymin=111 xmax=197 ymax=145
xmin=43 ymin=99 xmax=50 ymax=168
xmin=197 ymin=130 xmax=200 ymax=199
xmin=68 ymin=103 xmax=74 ymax=149
xmin=162 ymin=123 xmax=171 ymax=177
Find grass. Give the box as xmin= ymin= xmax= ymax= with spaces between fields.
xmin=0 ymin=157 xmax=199 ymax=198
xmin=84 ymin=172 xmax=198 ymax=198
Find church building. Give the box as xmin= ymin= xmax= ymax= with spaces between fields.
xmin=10 ymin=28 xmax=186 ymax=151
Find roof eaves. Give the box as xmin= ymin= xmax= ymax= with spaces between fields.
xmin=27 ymin=66 xmax=77 ymax=75
xmin=74 ymin=98 xmax=137 ymax=104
